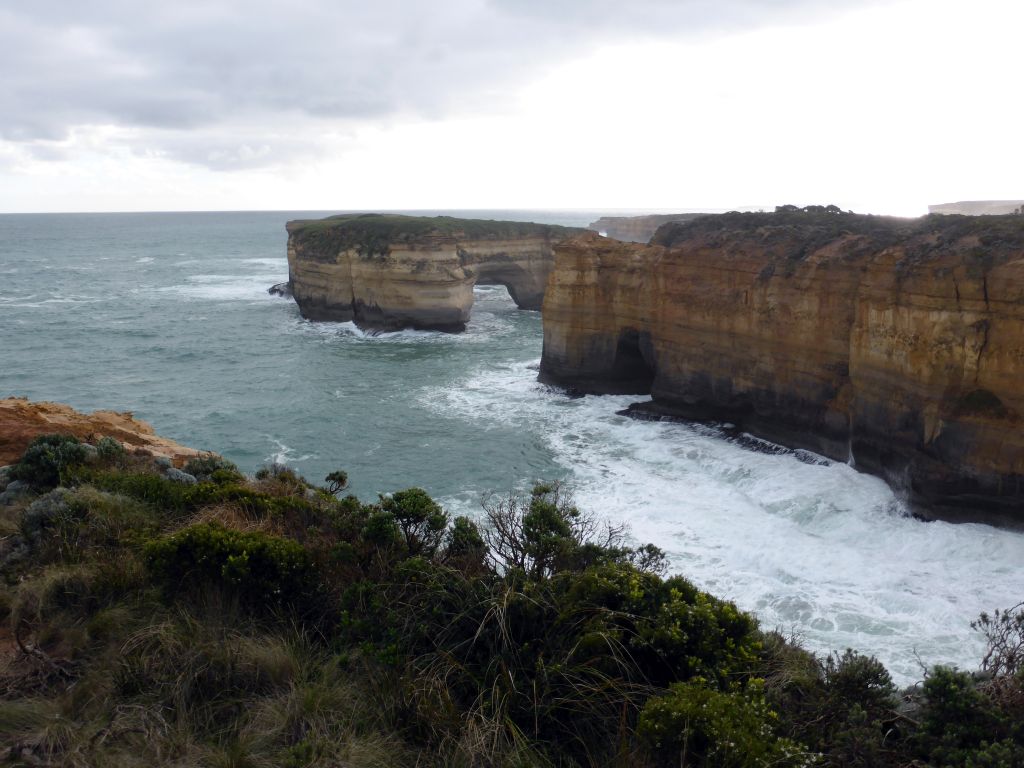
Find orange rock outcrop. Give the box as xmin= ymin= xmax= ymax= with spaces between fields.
xmin=0 ymin=397 xmax=203 ymax=467
xmin=540 ymin=211 xmax=1024 ymax=523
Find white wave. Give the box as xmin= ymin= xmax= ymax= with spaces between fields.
xmin=241 ymin=257 xmax=287 ymax=267
xmin=289 ymin=310 xmax=518 ymax=345
xmin=264 ymin=437 xmax=316 ymax=466
xmin=3 ymin=294 xmax=104 ymax=308
xmin=136 ymin=256 xmax=154 ymax=264
xmin=156 ymin=272 xmax=285 ymax=302
xmin=426 ymin=360 xmax=1024 ymax=687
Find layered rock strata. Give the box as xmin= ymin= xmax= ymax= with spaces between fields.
xmin=286 ymin=214 xmax=583 ymax=331
xmin=0 ymin=397 xmax=202 ymax=466
xmin=587 ymin=213 xmax=708 ymax=243
xmin=540 ymin=211 xmax=1024 ymax=523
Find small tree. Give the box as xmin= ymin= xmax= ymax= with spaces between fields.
xmin=482 ymin=482 xmax=634 ymax=579
xmin=379 ymin=487 xmax=448 ymax=557
xmin=325 ymin=470 xmax=349 ymax=495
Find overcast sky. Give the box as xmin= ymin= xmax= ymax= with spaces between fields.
xmin=1 ymin=0 xmax=1020 ymax=215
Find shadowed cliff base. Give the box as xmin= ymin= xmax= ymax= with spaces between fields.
xmin=540 ymin=207 xmax=1024 ymax=526
xmin=285 ymin=213 xmax=584 ymax=332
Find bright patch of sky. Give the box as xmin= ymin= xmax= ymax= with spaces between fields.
xmin=0 ymin=0 xmax=1020 ymax=214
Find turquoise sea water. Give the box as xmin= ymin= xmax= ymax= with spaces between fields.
xmin=2 ymin=210 xmax=1022 ymax=685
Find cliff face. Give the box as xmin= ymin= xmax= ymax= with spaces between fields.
xmin=587 ymin=213 xmax=708 ymax=243
xmin=930 ymin=200 xmax=1024 ymax=216
xmin=0 ymin=397 xmax=202 ymax=466
xmin=286 ymin=214 xmax=583 ymax=331
xmin=541 ymin=211 xmax=1024 ymax=523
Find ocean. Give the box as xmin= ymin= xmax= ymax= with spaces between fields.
xmin=2 ymin=209 xmax=1022 ymax=685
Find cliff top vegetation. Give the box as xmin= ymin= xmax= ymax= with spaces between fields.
xmin=1 ymin=432 xmax=1022 ymax=767
xmin=651 ymin=205 xmax=1024 ymax=263
xmin=287 ymin=213 xmax=585 ymax=258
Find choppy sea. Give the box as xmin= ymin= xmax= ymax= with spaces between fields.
xmin=1 ymin=209 xmax=1021 ymax=685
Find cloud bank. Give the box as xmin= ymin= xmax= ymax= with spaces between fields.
xmin=0 ymin=0 xmax=889 ymax=170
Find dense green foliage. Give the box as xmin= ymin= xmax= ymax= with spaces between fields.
xmin=10 ymin=434 xmax=89 ymax=489
xmin=1 ymin=438 xmax=1022 ymax=767
xmin=145 ymin=522 xmax=319 ymax=613
xmin=650 ymin=205 xmax=1024 ymax=274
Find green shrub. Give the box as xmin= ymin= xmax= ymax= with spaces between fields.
xmin=638 ymin=679 xmax=810 ymax=767
xmin=559 ymin=563 xmax=759 ymax=687
xmin=144 ymin=522 xmax=319 ymax=613
xmin=823 ymin=649 xmax=895 ymax=720
xmin=445 ymin=515 xmax=487 ymax=571
xmin=917 ymin=666 xmax=1012 ymax=764
xmin=12 ymin=434 xmax=89 ymax=489
xmin=184 ymin=454 xmax=244 ymax=484
xmin=380 ymin=488 xmax=447 ymax=557
xmin=94 ymin=436 xmax=126 ymax=463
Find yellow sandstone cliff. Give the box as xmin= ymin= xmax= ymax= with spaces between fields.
xmin=0 ymin=397 xmax=202 ymax=467
xmin=286 ymin=214 xmax=583 ymax=331
xmin=540 ymin=210 xmax=1024 ymax=523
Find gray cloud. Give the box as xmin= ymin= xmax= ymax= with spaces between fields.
xmin=0 ymin=0 xmax=894 ymax=169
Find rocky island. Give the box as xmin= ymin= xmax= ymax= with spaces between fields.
xmin=285 ymin=213 xmax=583 ymax=331
xmin=541 ymin=208 xmax=1024 ymax=524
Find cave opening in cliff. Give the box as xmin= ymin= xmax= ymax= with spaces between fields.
xmin=611 ymin=328 xmax=656 ymax=394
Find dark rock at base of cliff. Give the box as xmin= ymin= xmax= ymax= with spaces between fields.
xmin=268 ymin=282 xmax=292 ymax=298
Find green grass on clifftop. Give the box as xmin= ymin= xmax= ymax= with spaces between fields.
xmin=287 ymin=213 xmax=585 ymax=258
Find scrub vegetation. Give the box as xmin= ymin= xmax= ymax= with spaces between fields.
xmin=287 ymin=213 xmax=584 ymax=260
xmin=1 ymin=434 xmax=1022 ymax=767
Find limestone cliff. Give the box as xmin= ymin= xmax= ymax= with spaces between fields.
xmin=286 ymin=214 xmax=583 ymax=331
xmin=540 ymin=210 xmax=1024 ymax=523
xmin=0 ymin=397 xmax=202 ymax=467
xmin=930 ymin=200 xmax=1024 ymax=216
xmin=587 ymin=213 xmax=708 ymax=243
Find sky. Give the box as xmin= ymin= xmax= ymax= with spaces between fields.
xmin=0 ymin=0 xmax=1021 ymax=215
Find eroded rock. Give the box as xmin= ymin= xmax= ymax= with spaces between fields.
xmin=540 ymin=210 xmax=1024 ymax=524
xmin=285 ymin=214 xmax=583 ymax=331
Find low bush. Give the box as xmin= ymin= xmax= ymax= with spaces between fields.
xmin=638 ymin=679 xmax=809 ymax=767
xmin=12 ymin=434 xmax=89 ymax=489
xmin=184 ymin=454 xmax=245 ymax=484
xmin=144 ymin=522 xmax=320 ymax=614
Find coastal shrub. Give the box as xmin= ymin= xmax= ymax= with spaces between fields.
xmin=557 ymin=562 xmax=759 ymax=687
xmin=444 ymin=515 xmax=487 ymax=572
xmin=973 ymin=602 xmax=1024 ymax=678
xmin=78 ymin=467 xmax=196 ymax=514
xmin=93 ymin=436 xmax=126 ymax=463
xmin=917 ymin=666 xmax=1009 ymax=763
xmin=19 ymin=487 xmax=156 ymax=564
xmin=380 ymin=487 xmax=447 ymax=557
xmin=638 ymin=679 xmax=809 ymax=767
xmin=184 ymin=454 xmax=244 ymax=484
xmin=12 ymin=434 xmax=89 ymax=489
xmin=325 ymin=470 xmax=349 ymax=494
xmin=823 ymin=649 xmax=896 ymax=721
xmin=144 ymin=522 xmax=318 ymax=613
